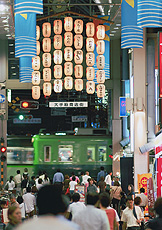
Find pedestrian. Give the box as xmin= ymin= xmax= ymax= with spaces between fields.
xmin=136 ymin=187 xmax=148 ymax=212
xmin=53 ymin=168 xmax=64 ymax=184
xmin=68 ymin=193 xmax=86 ymax=220
xmin=22 ymin=187 xmax=36 ymax=218
xmin=16 ymin=185 xmax=80 ymax=230
xmin=121 ymin=197 xmax=143 ymax=230
xmin=14 ymin=170 xmax=22 ymax=194
xmin=82 ymin=171 xmax=91 ymax=185
xmin=127 ymin=184 xmax=135 ymax=200
xmin=21 ymin=175 xmax=29 ymax=194
xmin=87 ymin=178 xmax=98 ymax=193
xmin=145 ymin=197 xmax=162 ymax=230
xmin=97 ymin=166 xmax=106 ymax=183
xmin=10 ymin=194 xmax=19 ymax=208
xmin=43 ymin=173 xmax=50 ymax=185
xmin=1 ymin=200 xmax=9 ymax=228
xmin=5 ymin=176 xmax=15 ymax=192
xmin=70 ymin=172 xmax=80 ymax=184
xmin=73 ymin=192 xmax=110 ymax=230
xmin=98 ymin=176 xmax=106 ymax=193
xmin=79 ymin=171 xmax=84 ymax=185
xmin=23 ymin=168 xmax=29 ymax=180
xmin=17 ymin=196 xmax=25 ymax=221
xmin=104 ymin=171 xmax=112 ymax=186
xmin=5 ymin=206 xmax=22 ymax=230
xmin=111 ymin=181 xmax=122 ymax=214
xmin=99 ymin=192 xmax=119 ymax=230
xmin=36 ymin=178 xmax=43 ymax=190
xmin=69 ymin=176 xmax=77 ymax=194
xmin=64 ymin=175 xmax=70 ymax=194
xmin=29 ymin=176 xmax=36 ymax=187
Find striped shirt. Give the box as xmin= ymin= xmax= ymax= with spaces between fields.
xmin=14 ymin=0 xmax=43 ymax=14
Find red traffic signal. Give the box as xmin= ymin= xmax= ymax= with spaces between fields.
xmin=20 ymin=101 xmax=39 ymax=110
xmin=1 ymin=146 xmax=6 ymax=153
xmin=109 ymin=155 xmax=113 ymax=159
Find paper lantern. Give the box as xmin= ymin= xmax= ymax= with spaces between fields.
xmin=64 ymin=47 xmax=73 ymax=62
xmin=74 ymin=19 xmax=83 ymax=34
xmin=86 ymin=22 xmax=95 ymax=37
xmin=32 ymin=71 xmax=40 ymax=85
xmin=97 ymin=25 xmax=105 ymax=40
xmin=36 ymin=25 xmax=40 ymax=40
xmin=64 ymin=76 xmax=73 ymax=90
xmin=37 ymin=41 xmax=40 ymax=55
xmin=74 ymin=65 xmax=83 ymax=79
xmin=64 ymin=17 xmax=73 ymax=32
xmin=64 ymin=32 xmax=73 ymax=46
xmin=97 ymin=70 xmax=105 ymax=83
xmin=32 ymin=56 xmax=40 ymax=70
xmin=64 ymin=62 xmax=73 ymax=75
xmin=54 ymin=79 xmax=63 ymax=93
xmin=97 ymin=84 xmax=105 ymax=98
xmin=97 ymin=55 xmax=105 ymax=69
xmin=43 ymin=82 xmax=52 ymax=97
xmin=32 ymin=86 xmax=40 ymax=100
xmin=42 ymin=38 xmax=51 ymax=53
xmin=75 ymin=79 xmax=83 ymax=91
xmin=86 ymin=67 xmax=95 ymax=80
xmin=42 ymin=22 xmax=51 ymax=38
xmin=53 ymin=20 xmax=62 ymax=34
xmin=43 ymin=68 xmax=51 ymax=82
xmin=53 ymin=50 xmax=62 ymax=64
xmin=42 ymin=53 xmax=51 ymax=67
xmin=74 ymin=50 xmax=83 ymax=64
xmin=96 ymin=40 xmax=105 ymax=55
xmin=86 ymin=53 xmax=95 ymax=66
xmin=74 ymin=35 xmax=83 ymax=49
xmin=54 ymin=65 xmax=62 ymax=79
xmin=86 ymin=81 xmax=95 ymax=94
xmin=54 ymin=35 xmax=62 ymax=49
xmin=86 ymin=38 xmax=95 ymax=52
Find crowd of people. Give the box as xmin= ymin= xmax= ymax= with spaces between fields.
xmin=0 ymin=167 xmax=161 ymax=230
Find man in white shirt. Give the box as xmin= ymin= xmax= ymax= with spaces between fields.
xmin=121 ymin=197 xmax=144 ymax=230
xmin=23 ymin=187 xmax=36 ymax=218
xmin=73 ymin=193 xmax=110 ymax=230
xmin=104 ymin=172 xmax=112 ymax=186
xmin=136 ymin=188 xmax=148 ymax=211
xmin=68 ymin=193 xmax=86 ymax=220
xmin=14 ymin=170 xmax=22 ymax=194
xmin=82 ymin=171 xmax=91 ymax=185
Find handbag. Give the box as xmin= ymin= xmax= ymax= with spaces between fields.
xmin=133 ymin=206 xmax=144 ymax=230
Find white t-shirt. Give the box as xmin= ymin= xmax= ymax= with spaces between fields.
xmin=36 ymin=184 xmax=43 ymax=190
xmin=136 ymin=193 xmax=148 ymax=207
xmin=19 ymin=203 xmax=26 ymax=218
xmin=104 ymin=175 xmax=111 ymax=185
xmin=107 ymin=206 xmax=120 ymax=222
xmin=82 ymin=175 xmax=91 ymax=184
xmin=121 ymin=206 xmax=144 ymax=227
xmin=69 ymin=202 xmax=86 ymax=220
xmin=6 ymin=181 xmax=15 ymax=190
xmin=69 ymin=181 xmax=77 ymax=190
xmin=23 ymin=193 xmax=36 ymax=213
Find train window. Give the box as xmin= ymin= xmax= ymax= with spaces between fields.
xmin=7 ymin=147 xmax=33 ymax=164
xmin=44 ymin=146 xmax=51 ymax=162
xmin=87 ymin=147 xmax=95 ymax=161
xmin=98 ymin=146 xmax=107 ymax=161
xmin=58 ymin=145 xmax=73 ymax=162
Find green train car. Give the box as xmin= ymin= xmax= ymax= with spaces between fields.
xmin=32 ymin=134 xmax=112 ymax=178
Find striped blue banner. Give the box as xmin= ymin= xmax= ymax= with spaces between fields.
xmin=137 ymin=0 xmax=162 ymax=27
xmin=121 ymin=0 xmax=143 ymax=49
xmin=19 ymin=57 xmax=33 ymax=83
xmin=15 ymin=13 xmax=36 ymax=57
xmin=14 ymin=0 xmax=43 ymax=14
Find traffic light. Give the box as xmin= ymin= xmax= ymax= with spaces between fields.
xmin=20 ymin=101 xmax=39 ymax=110
xmin=18 ymin=115 xmax=24 ymax=120
xmin=1 ymin=146 xmax=6 ymax=153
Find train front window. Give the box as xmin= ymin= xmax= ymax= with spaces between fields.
xmin=58 ymin=145 xmax=73 ymax=162
xmin=87 ymin=147 xmax=95 ymax=161
xmin=44 ymin=146 xmax=51 ymax=162
xmin=98 ymin=146 xmax=107 ymax=161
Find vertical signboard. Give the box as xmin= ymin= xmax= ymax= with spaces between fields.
xmin=147 ymin=177 xmax=155 ymax=217
xmin=74 ymin=185 xmax=86 ymax=202
xmin=157 ymin=157 xmax=162 ymax=197
xmin=159 ymin=32 xmax=162 ymax=98
xmin=119 ymin=97 xmax=129 ymax=117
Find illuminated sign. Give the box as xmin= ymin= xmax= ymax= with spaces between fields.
xmin=119 ymin=97 xmax=128 ymax=117
xmin=159 ymin=32 xmax=162 ymax=98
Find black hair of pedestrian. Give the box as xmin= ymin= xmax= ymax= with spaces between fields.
xmin=140 ymin=187 xmax=145 ymax=193
xmin=44 ymin=173 xmax=48 ymax=181
xmin=17 ymin=170 xmax=20 ymax=174
xmin=1 ymin=200 xmax=7 ymax=206
xmin=65 ymin=175 xmax=69 ymax=179
xmin=37 ymin=185 xmax=69 ymax=215
xmin=17 ymin=196 xmax=23 ymax=204
xmin=134 ymin=197 xmax=142 ymax=206
xmin=126 ymin=196 xmax=133 ymax=202
xmin=100 ymin=166 xmax=104 ymax=171
xmin=24 ymin=168 xmax=28 ymax=172
xmin=114 ymin=181 xmax=120 ymax=186
xmin=128 ymin=184 xmax=134 ymax=193
xmin=71 ymin=172 xmax=75 ymax=176
xmin=9 ymin=176 xmax=14 ymax=183
xmin=57 ymin=168 xmax=61 ymax=172
xmin=38 ymin=178 xmax=43 ymax=184
xmin=26 ymin=186 xmax=31 ymax=193
xmin=86 ymin=192 xmax=99 ymax=206
xmin=72 ymin=193 xmax=80 ymax=202
xmin=81 ymin=171 xmax=84 ymax=175
xmin=31 ymin=186 xmax=38 ymax=194
xmin=31 ymin=176 xmax=35 ymax=180
xmin=99 ymin=192 xmax=110 ymax=208
xmin=154 ymin=197 xmax=162 ymax=217
xmin=72 ymin=176 xmax=76 ymax=181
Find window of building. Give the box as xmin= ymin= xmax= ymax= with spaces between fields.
xmin=58 ymin=145 xmax=73 ymax=162
xmin=87 ymin=146 xmax=95 ymax=161
xmin=98 ymin=146 xmax=107 ymax=161
xmin=44 ymin=146 xmax=51 ymax=162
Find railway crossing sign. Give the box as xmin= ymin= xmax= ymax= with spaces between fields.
xmin=0 ymin=94 xmax=5 ymax=103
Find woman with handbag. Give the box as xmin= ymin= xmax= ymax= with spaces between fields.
xmin=111 ymin=181 xmax=122 ymax=214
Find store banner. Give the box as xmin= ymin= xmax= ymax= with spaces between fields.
xmin=14 ymin=0 xmax=43 ymax=14
xmin=15 ymin=13 xmax=36 ymax=58
xmin=137 ymin=0 xmax=162 ymax=28
xmin=121 ymin=0 xmax=143 ymax=48
xmin=138 ymin=173 xmax=152 ymax=194
xmin=19 ymin=57 xmax=33 ymax=83
xmin=147 ymin=177 xmax=155 ymax=217
xmin=159 ymin=33 xmax=162 ymax=98
xmin=157 ymin=158 xmax=162 ymax=197
xmin=93 ymin=16 xmax=110 ymax=80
